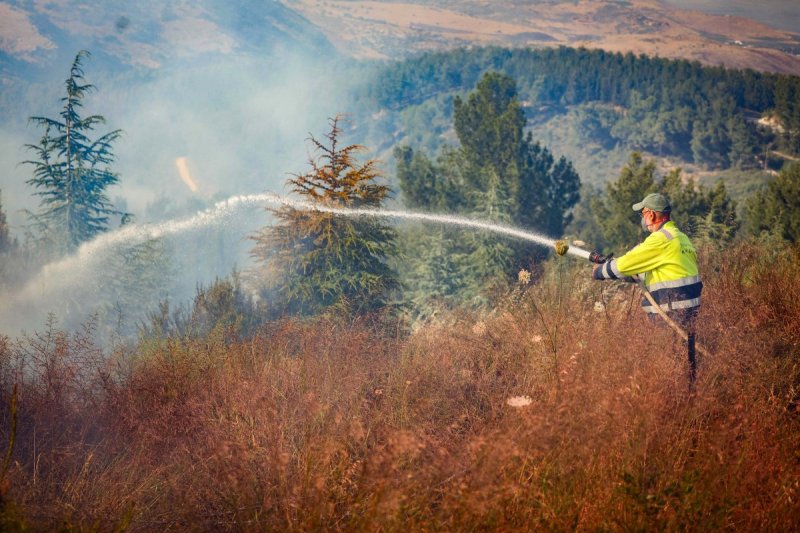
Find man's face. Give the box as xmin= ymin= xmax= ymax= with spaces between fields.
xmin=640 ymin=208 xmax=655 ymax=232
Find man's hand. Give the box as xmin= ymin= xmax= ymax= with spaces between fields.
xmin=592 ymin=263 xmax=602 ymax=275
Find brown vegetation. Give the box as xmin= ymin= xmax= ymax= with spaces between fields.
xmin=1 ymin=241 xmax=799 ymax=530
xmin=292 ymin=0 xmax=800 ymax=76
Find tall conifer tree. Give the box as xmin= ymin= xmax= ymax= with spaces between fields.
xmin=398 ymin=72 xmax=580 ymax=307
xmin=251 ymin=116 xmax=399 ymax=317
xmin=23 ymin=50 xmax=127 ymax=252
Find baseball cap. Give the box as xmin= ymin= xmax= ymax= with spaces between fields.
xmin=632 ymin=192 xmax=671 ymax=212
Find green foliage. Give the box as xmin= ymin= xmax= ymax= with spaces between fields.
xmin=454 ymin=72 xmax=526 ymax=175
xmin=395 ymin=145 xmax=458 ymax=211
xmin=362 ymin=46 xmax=798 ymax=173
xmin=663 ymin=172 xmax=738 ymax=247
xmin=251 ymin=116 xmax=399 ymax=317
xmin=22 ymin=50 xmax=128 ymax=253
xmin=745 ymin=163 xmax=800 ymax=242
xmin=143 ymin=273 xmax=258 ymax=340
xmin=595 ymin=153 xmax=657 ymax=249
xmin=575 ymin=152 xmax=739 ymax=252
xmin=774 ymin=75 xmax=800 ymax=155
xmin=726 ymin=114 xmax=758 ymax=169
xmin=516 ymin=138 xmax=581 ymax=236
xmin=393 ymin=227 xmax=466 ymax=319
xmin=396 ymin=73 xmax=580 ymax=309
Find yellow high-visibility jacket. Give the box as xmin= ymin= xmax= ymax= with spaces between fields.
xmin=593 ymin=221 xmax=702 ymax=314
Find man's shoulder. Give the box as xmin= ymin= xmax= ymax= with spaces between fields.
xmin=643 ymin=228 xmax=670 ymax=245
xmin=655 ymin=221 xmax=691 ymax=242
xmin=664 ymin=221 xmax=695 ymax=243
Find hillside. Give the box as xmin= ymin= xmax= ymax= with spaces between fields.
xmin=356 ymin=46 xmax=799 ymax=199
xmin=0 ymin=0 xmax=332 ymax=72
xmin=285 ymin=0 xmax=800 ymax=75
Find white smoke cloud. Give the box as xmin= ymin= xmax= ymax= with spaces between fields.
xmin=0 ymin=14 xmax=366 ymax=338
xmin=97 ymin=51 xmax=354 ymax=217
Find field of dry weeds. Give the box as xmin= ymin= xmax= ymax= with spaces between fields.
xmin=1 ymin=240 xmax=799 ymax=531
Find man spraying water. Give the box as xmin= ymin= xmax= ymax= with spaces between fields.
xmin=589 ymin=193 xmax=703 ymax=383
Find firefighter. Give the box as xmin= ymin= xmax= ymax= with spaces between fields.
xmin=591 ymin=193 xmax=703 ymax=382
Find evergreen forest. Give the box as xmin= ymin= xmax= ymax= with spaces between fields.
xmin=362 ymin=46 xmax=800 ymax=171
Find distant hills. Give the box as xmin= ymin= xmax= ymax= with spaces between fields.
xmin=4 ymin=1 xmax=800 ymax=79
xmin=287 ymin=0 xmax=800 ymax=76
xmin=0 ymin=0 xmax=333 ymax=101
xmin=1 ymin=0 xmax=798 ymax=226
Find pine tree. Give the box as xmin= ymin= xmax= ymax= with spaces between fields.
xmin=661 ymin=168 xmax=705 ymax=233
xmin=695 ymin=180 xmax=738 ymax=244
xmin=23 ymin=50 xmax=127 ymax=252
xmin=453 ymin=72 xmax=525 ymax=183
xmin=516 ymin=137 xmax=580 ymax=238
xmin=726 ymin=115 xmax=756 ymax=169
xmin=250 ymin=116 xmax=399 ymax=317
xmin=396 ymin=72 xmax=580 ymax=308
xmin=662 ymin=169 xmax=738 ymax=242
xmin=579 ymin=154 xmax=738 ymax=251
xmin=396 ymin=226 xmax=465 ymax=320
xmin=394 ymin=146 xmax=461 ymax=211
xmin=598 ymin=152 xmax=657 ymax=250
xmin=745 ymin=163 xmax=800 ymax=242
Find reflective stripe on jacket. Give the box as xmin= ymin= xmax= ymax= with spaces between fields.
xmin=593 ymin=221 xmax=702 ymax=314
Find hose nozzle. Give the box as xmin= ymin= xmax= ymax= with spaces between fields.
xmin=589 ymin=250 xmax=612 ymax=264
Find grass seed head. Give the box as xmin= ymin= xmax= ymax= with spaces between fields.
xmin=506 ymin=395 xmax=533 ymax=408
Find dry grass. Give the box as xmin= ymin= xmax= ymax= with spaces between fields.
xmin=292 ymin=0 xmax=800 ymax=76
xmin=1 ymin=241 xmax=799 ymax=531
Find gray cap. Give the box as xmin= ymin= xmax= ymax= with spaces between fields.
xmin=632 ymin=192 xmax=671 ymax=212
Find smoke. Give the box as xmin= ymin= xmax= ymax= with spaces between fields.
xmin=0 ymin=191 xmax=591 ymax=337
xmin=0 ymin=9 xmax=368 ymax=338
xmin=0 ymin=195 xmax=268 ymax=334
xmin=99 ymin=52 xmax=356 ymax=216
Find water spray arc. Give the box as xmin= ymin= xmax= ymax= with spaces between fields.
xmin=0 ymin=193 xmax=591 ymax=328
xmin=2 ymin=195 xmax=271 ymax=315
xmin=262 ymin=194 xmax=592 ymax=260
